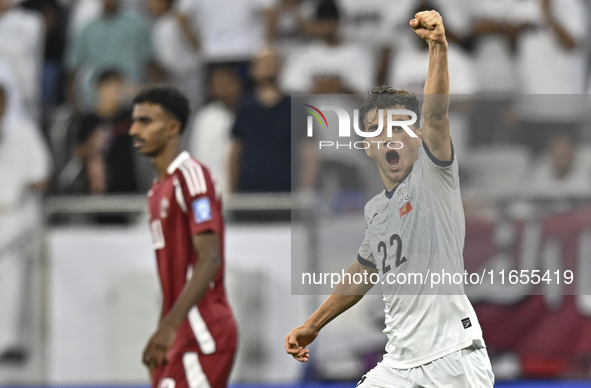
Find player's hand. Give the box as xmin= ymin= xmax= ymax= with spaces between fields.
xmin=142 ymin=323 xmax=178 ymax=370
xmin=285 ymin=325 xmax=318 ymax=362
xmin=410 ymin=10 xmax=447 ymax=46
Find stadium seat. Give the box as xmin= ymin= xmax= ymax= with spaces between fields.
xmin=461 ymin=145 xmax=532 ymax=200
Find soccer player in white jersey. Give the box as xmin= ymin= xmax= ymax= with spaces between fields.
xmin=285 ymin=11 xmax=495 ymax=387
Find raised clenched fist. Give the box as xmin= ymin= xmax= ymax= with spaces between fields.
xmin=410 ymin=10 xmax=447 ymax=46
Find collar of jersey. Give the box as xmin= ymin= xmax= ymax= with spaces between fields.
xmin=167 ymin=151 xmax=191 ymax=175
xmin=384 ymin=174 xmax=410 ymax=199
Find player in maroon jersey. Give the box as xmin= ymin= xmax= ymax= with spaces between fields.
xmin=129 ymin=87 xmax=237 ymax=388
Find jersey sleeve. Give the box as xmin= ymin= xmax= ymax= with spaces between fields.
xmin=176 ymin=163 xmax=222 ymax=236
xmin=417 ymin=139 xmax=460 ymax=192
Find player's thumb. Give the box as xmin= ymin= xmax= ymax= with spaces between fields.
xmin=410 ymin=19 xmax=419 ymax=28
xmin=287 ymin=332 xmax=299 ymax=348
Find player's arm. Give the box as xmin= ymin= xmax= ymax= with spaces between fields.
xmin=411 ymin=10 xmax=451 ymax=162
xmin=142 ymin=232 xmax=221 ymax=370
xmin=285 ymin=260 xmax=377 ymax=362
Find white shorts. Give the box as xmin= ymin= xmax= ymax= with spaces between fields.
xmin=357 ymin=346 xmax=494 ymax=388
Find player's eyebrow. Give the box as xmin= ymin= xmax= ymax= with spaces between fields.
xmin=132 ymin=115 xmax=152 ymax=123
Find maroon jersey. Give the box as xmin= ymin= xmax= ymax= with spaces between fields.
xmin=148 ymin=151 xmax=237 ymax=361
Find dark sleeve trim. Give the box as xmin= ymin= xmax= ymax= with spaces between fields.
xmin=357 ymin=254 xmax=377 ymax=269
xmin=422 ymin=139 xmax=454 ymax=167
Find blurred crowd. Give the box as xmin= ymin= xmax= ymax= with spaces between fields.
xmin=0 ymin=0 xmax=589 ymax=211
xmin=0 ymin=0 xmax=590 ymax=203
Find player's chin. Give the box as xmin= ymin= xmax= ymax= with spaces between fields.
xmin=137 ymin=145 xmax=158 ymax=157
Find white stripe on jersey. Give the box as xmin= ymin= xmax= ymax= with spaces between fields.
xmin=179 ymin=164 xmax=198 ymax=196
xmin=182 ymin=352 xmax=211 ymax=388
xmin=179 ymin=160 xmax=208 ymax=196
xmin=189 ymin=159 xmax=207 ymax=195
xmin=150 ymin=219 xmax=165 ymax=249
xmin=212 ymin=173 xmax=221 ymax=200
xmin=173 ymin=176 xmax=188 ymax=213
xmin=188 ymin=306 xmax=216 ymax=355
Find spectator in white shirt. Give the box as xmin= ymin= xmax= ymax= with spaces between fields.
xmin=0 ymin=2 xmax=44 ymax=121
xmin=280 ymin=0 xmax=375 ymax=94
xmin=512 ymin=0 xmax=588 ymax=153
xmin=148 ymin=0 xmax=203 ymax=109
xmin=0 ymin=83 xmax=52 ymax=363
xmin=175 ymin=0 xmax=275 ymax=64
xmin=188 ymin=66 xmax=244 ymax=196
xmin=523 ymin=133 xmax=591 ymax=202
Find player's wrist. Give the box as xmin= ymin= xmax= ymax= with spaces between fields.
xmin=160 ymin=315 xmax=183 ymax=331
xmin=302 ymin=319 xmax=322 ymax=333
xmin=428 ymin=40 xmax=448 ymax=50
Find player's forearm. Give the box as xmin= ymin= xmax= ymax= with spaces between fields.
xmin=304 ymin=293 xmax=363 ymax=332
xmin=160 ymin=254 xmax=220 ymax=329
xmin=304 ymin=262 xmax=374 ymax=332
xmin=423 ymin=42 xmax=449 ymax=121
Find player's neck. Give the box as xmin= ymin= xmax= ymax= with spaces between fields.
xmin=152 ymin=139 xmax=182 ymax=181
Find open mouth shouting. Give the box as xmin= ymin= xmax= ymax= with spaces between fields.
xmin=386 ymin=149 xmax=400 ymax=170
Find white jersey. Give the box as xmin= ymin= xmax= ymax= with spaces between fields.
xmin=357 ymin=142 xmax=484 ymax=369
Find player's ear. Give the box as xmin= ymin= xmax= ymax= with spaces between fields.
xmin=168 ymin=120 xmax=181 ymax=137
xmin=415 ymin=126 xmax=423 ymax=147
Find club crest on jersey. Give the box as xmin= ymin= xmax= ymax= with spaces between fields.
xmin=399 ymin=201 xmax=413 ymax=217
xmin=160 ymin=198 xmax=170 ymax=218
xmin=192 ymin=197 xmax=212 ymax=223
xmin=397 ymin=183 xmax=410 ymax=206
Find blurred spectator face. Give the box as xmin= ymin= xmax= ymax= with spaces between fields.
xmin=315 ymin=19 xmax=339 ymax=41
xmin=103 ymin=0 xmax=120 ymax=14
xmin=98 ymin=77 xmax=122 ymax=103
xmin=209 ymin=67 xmax=243 ymax=106
xmin=147 ymin=0 xmax=170 ymax=17
xmin=314 ymin=0 xmax=340 ymax=42
xmin=76 ymin=124 xmax=111 ymax=160
xmin=96 ymin=72 xmax=125 ymax=109
xmin=251 ymin=47 xmax=281 ymax=84
xmin=547 ymin=134 xmax=575 ymax=179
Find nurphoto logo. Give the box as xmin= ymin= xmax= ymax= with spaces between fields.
xmin=302 ymin=104 xmax=417 ymax=150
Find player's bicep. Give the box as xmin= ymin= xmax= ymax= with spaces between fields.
xmin=338 ymin=260 xmax=376 ymax=295
xmin=191 ymin=232 xmax=221 ymax=266
xmin=422 ymin=113 xmax=451 ymax=163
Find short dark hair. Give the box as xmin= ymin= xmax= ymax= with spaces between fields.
xmin=133 ymin=86 xmax=191 ymax=133
xmin=315 ymin=0 xmax=340 ymax=20
xmin=96 ymin=68 xmax=123 ymax=86
xmin=358 ymin=86 xmax=421 ymax=131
